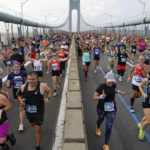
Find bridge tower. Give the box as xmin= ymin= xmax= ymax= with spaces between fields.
xmin=69 ymin=0 xmax=80 ymax=32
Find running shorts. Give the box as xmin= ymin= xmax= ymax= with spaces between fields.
xmin=26 ymin=112 xmax=44 ymax=126
xmin=0 ymin=121 xmax=8 ymax=138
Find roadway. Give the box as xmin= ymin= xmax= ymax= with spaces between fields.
xmin=78 ymin=52 xmax=150 ymax=150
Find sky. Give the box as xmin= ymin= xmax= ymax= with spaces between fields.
xmin=0 ymin=0 xmax=150 ymax=32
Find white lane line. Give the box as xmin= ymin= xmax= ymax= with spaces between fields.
xmin=2 ymin=61 xmax=31 ymax=83
xmin=127 ymin=61 xmax=133 ymax=67
xmin=52 ymin=45 xmax=72 ymax=150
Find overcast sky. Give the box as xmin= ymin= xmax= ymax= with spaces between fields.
xmin=0 ymin=0 xmax=150 ymax=32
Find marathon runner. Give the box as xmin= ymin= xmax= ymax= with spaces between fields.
xmin=7 ymin=61 xmax=27 ymax=132
xmin=17 ymin=71 xmax=51 ymax=150
xmin=128 ymin=55 xmax=149 ymax=112
xmin=93 ymin=71 xmax=125 ymax=150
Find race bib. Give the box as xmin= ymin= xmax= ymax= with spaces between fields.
xmin=52 ymin=64 xmax=58 ymax=71
xmin=104 ymin=102 xmax=115 ymax=112
xmin=26 ymin=105 xmax=37 ymax=113
xmin=95 ymin=49 xmax=100 ymax=55
xmin=6 ymin=60 xmax=12 ymax=66
xmin=14 ymin=81 xmax=23 ymax=89
xmin=121 ymin=57 xmax=127 ymax=62
xmin=133 ymin=75 xmax=142 ymax=82
xmin=34 ymin=66 xmax=41 ymax=71
xmin=132 ymin=49 xmax=136 ymax=52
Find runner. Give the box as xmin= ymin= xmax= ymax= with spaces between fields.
xmin=138 ymin=78 xmax=150 ymax=141
xmin=128 ymin=55 xmax=149 ymax=112
xmin=0 ymin=67 xmax=8 ymax=98
xmin=48 ymin=53 xmax=69 ymax=96
xmin=0 ymin=94 xmax=11 ymax=150
xmin=92 ymin=43 xmax=101 ymax=73
xmin=143 ymin=46 xmax=150 ymax=65
xmin=93 ymin=71 xmax=125 ymax=150
xmin=57 ymin=47 xmax=70 ymax=76
xmin=1 ymin=44 xmax=11 ymax=74
xmin=138 ymin=38 xmax=147 ymax=55
xmin=130 ymin=41 xmax=137 ymax=63
xmin=107 ymin=45 xmax=117 ymax=70
xmin=26 ymin=52 xmax=47 ymax=82
xmin=82 ymin=47 xmax=91 ymax=81
xmin=10 ymin=48 xmax=26 ymax=71
xmin=17 ymin=71 xmax=51 ymax=150
xmin=116 ymin=47 xmax=131 ymax=81
xmin=7 ymin=62 xmax=27 ymax=132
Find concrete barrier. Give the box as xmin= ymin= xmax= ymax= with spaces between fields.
xmin=62 ymin=38 xmax=88 ymax=150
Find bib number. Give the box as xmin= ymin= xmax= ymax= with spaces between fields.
xmin=26 ymin=105 xmax=37 ymax=113
xmin=134 ymin=75 xmax=142 ymax=82
xmin=34 ymin=66 xmax=41 ymax=71
xmin=52 ymin=64 xmax=57 ymax=71
xmin=121 ymin=57 xmax=126 ymax=62
xmin=104 ymin=102 xmax=115 ymax=112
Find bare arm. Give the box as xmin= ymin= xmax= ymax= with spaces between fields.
xmin=128 ymin=65 xmax=136 ymax=82
xmin=139 ymin=78 xmax=148 ymax=98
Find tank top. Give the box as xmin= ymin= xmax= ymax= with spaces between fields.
xmin=94 ymin=47 xmax=100 ymax=56
xmin=0 ymin=106 xmax=8 ymax=125
xmin=58 ymin=51 xmax=65 ymax=60
xmin=23 ymin=82 xmax=44 ymax=114
xmin=51 ymin=58 xmax=60 ymax=71
xmin=34 ymin=59 xmax=42 ymax=71
xmin=132 ymin=64 xmax=146 ymax=83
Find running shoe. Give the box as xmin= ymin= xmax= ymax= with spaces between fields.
xmin=35 ymin=146 xmax=40 ymax=150
xmin=119 ymin=76 xmax=122 ymax=82
xmin=116 ymin=74 xmax=119 ymax=78
xmin=103 ymin=145 xmax=109 ymax=150
xmin=53 ymin=92 xmax=57 ymax=97
xmin=138 ymin=129 xmax=145 ymax=141
xmin=18 ymin=124 xmax=23 ymax=132
xmin=96 ymin=125 xmax=101 ymax=136
xmin=1 ymin=144 xmax=9 ymax=150
xmin=85 ymin=77 xmax=88 ymax=81
xmin=94 ymin=70 xmax=97 ymax=73
xmin=7 ymin=132 xmax=16 ymax=145
xmin=130 ymin=106 xmax=135 ymax=113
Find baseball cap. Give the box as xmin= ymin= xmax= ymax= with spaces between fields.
xmin=104 ymin=71 xmax=116 ymax=83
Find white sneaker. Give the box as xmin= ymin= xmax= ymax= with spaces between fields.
xmin=119 ymin=76 xmax=122 ymax=82
xmin=53 ymin=92 xmax=57 ymax=97
xmin=94 ymin=70 xmax=97 ymax=73
xmin=130 ymin=106 xmax=135 ymax=113
xmin=18 ymin=124 xmax=23 ymax=132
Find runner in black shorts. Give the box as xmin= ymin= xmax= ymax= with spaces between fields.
xmin=18 ymin=71 xmax=51 ymax=150
xmin=138 ymin=78 xmax=150 ymax=141
xmin=7 ymin=61 xmax=27 ymax=132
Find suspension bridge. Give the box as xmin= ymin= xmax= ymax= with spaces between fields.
xmin=0 ymin=0 xmax=150 ymax=150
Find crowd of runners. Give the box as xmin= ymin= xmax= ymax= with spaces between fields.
xmin=0 ymin=33 xmax=71 ymax=150
xmin=75 ymin=33 xmax=150 ymax=150
xmin=0 ymin=32 xmax=150 ymax=150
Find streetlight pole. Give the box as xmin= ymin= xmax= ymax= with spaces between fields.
xmin=137 ymin=0 xmax=146 ymax=36
xmin=21 ymin=0 xmax=29 ymax=37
